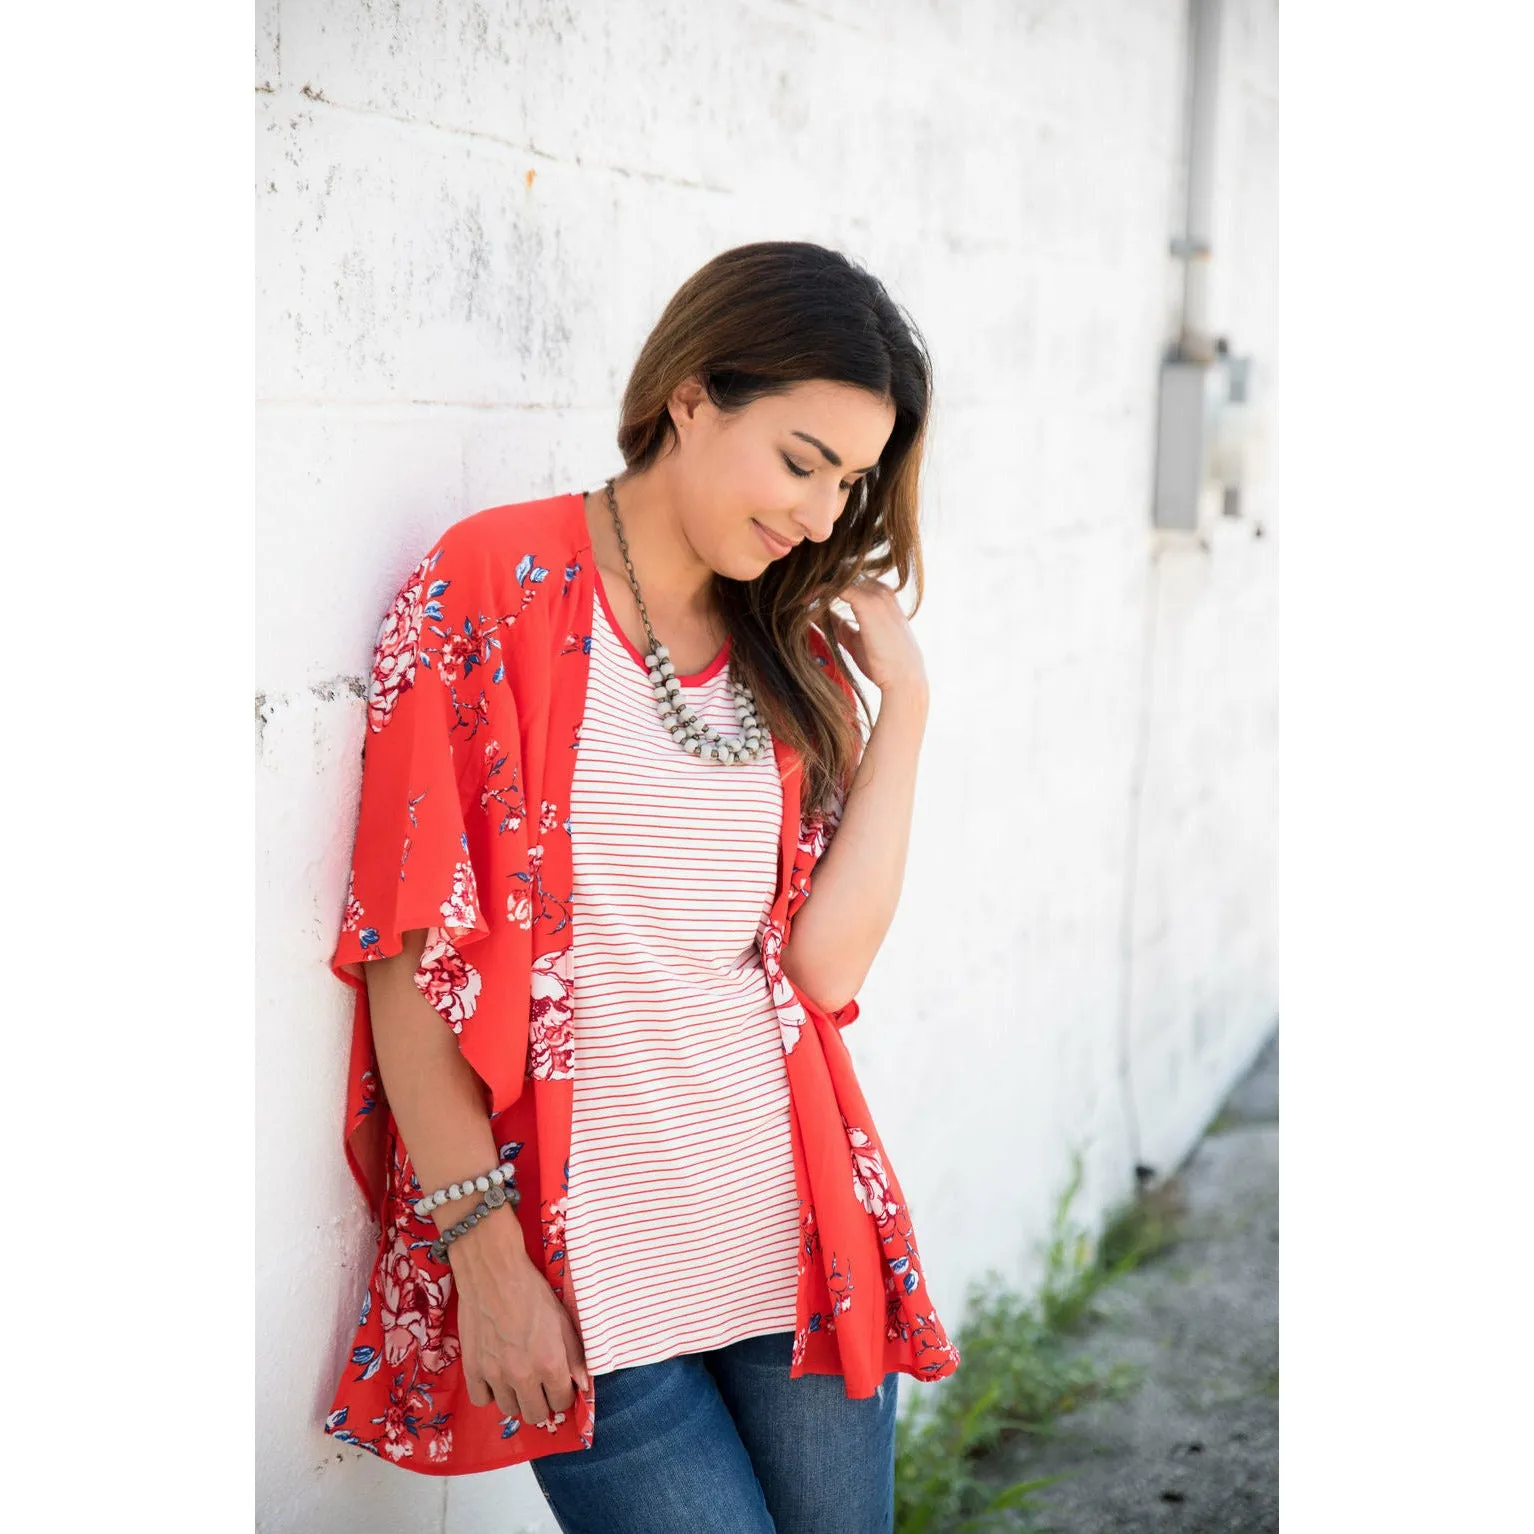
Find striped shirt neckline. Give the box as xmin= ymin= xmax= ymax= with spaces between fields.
xmin=592 ymin=561 xmax=732 ymax=686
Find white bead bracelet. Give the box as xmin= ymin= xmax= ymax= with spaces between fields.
xmin=414 ymin=1161 xmax=518 ymax=1221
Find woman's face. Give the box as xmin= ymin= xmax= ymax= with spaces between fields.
xmin=666 ymin=377 xmax=898 ymax=580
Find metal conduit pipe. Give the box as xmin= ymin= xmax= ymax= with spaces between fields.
xmin=1154 ymin=0 xmax=1256 ymax=531
xmin=1177 ymin=0 xmax=1224 ymax=363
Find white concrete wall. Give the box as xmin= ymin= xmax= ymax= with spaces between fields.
xmin=255 ymin=2 xmax=1278 ymax=1529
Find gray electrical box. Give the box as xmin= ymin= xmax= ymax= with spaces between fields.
xmin=1153 ymin=360 xmax=1220 ymax=530
xmin=1152 ymin=349 xmax=1254 ymax=531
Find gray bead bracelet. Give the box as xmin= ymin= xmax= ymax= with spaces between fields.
xmin=427 ymin=1180 xmax=520 ymax=1265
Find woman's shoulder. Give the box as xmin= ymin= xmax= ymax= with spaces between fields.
xmin=403 ymin=492 xmax=592 ymax=685
xmin=431 ymin=490 xmax=590 ymax=568
xmin=410 ymin=493 xmax=592 ymax=635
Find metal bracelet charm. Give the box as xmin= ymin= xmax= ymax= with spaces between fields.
xmin=427 ymin=1179 xmax=521 ymax=1265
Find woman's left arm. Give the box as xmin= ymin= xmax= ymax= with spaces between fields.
xmin=779 ymin=579 xmax=930 ymax=1014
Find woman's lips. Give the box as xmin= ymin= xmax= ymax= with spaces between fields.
xmin=753 ymin=519 xmax=794 ymax=557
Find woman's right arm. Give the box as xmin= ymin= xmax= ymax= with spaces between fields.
xmin=366 ymin=928 xmax=590 ymax=1425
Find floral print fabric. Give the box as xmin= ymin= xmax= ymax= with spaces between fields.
xmin=325 ymin=493 xmax=960 ymax=1474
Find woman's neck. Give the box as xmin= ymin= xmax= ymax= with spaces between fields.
xmin=584 ymin=466 xmax=718 ymax=626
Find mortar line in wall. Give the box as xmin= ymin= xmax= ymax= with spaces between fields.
xmin=1115 ymin=545 xmax=1165 ymax=1174
xmin=260 ymin=84 xmax=734 ymax=195
xmin=255 ymin=397 xmax=614 ymax=413
xmin=254 ymin=678 xmax=368 ymax=714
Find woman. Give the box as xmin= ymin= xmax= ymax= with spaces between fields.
xmin=323 ymin=242 xmax=960 ymax=1532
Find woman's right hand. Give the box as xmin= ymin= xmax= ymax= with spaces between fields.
xmin=448 ymin=1212 xmax=590 ymax=1428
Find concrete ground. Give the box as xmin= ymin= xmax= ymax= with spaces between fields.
xmin=981 ymin=1029 xmax=1279 ymax=1533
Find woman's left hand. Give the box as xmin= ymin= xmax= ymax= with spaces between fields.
xmin=824 ymin=577 xmax=928 ymax=697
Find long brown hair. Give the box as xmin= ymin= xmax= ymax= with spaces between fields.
xmin=616 ymin=241 xmax=932 ymax=821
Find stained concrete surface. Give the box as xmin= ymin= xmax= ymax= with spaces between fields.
xmin=983 ymin=1028 xmax=1279 ymax=1533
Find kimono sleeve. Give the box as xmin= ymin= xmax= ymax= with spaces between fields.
xmin=330 ymin=540 xmax=500 ymax=1208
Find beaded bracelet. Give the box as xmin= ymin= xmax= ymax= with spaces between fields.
xmin=414 ymin=1161 xmax=518 ymax=1221
xmin=427 ymin=1181 xmax=520 ymax=1265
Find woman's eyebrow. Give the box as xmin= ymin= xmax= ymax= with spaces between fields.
xmin=790 ymin=430 xmax=879 ymax=475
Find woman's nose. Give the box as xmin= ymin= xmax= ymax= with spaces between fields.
xmin=796 ymin=484 xmax=841 ymax=543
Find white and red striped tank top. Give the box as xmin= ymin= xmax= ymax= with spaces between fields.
xmin=561 ymin=568 xmax=802 ymax=1374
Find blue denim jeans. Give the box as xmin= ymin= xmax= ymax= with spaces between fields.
xmin=529 ymin=1328 xmax=900 ymax=1533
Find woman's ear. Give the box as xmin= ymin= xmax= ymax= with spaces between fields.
xmin=667 ymin=375 xmax=708 ymax=440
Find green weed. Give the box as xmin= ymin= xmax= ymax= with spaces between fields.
xmin=893 ymin=1150 xmax=1187 ymax=1532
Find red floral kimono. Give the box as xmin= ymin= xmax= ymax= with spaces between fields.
xmin=325 ymin=491 xmax=961 ymax=1474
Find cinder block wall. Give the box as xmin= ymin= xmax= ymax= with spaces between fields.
xmin=255 ymin=2 xmax=1277 ymax=1528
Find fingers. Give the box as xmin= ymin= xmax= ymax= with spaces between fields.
xmin=839 ymin=575 xmax=900 ymax=611
xmin=486 ymin=1371 xmax=569 ymax=1429
xmin=571 ymin=1356 xmax=590 ymax=1392
xmin=488 ymin=1378 xmax=524 ymax=1425
xmin=520 ymin=1383 xmax=556 ymax=1428
xmin=563 ymin=1319 xmax=591 ymax=1392
xmin=471 ymin=1331 xmax=588 ymax=1427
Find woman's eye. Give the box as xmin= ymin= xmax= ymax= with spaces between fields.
xmin=783 ymin=452 xmax=857 ymax=493
xmin=783 ymin=453 xmax=857 ymax=492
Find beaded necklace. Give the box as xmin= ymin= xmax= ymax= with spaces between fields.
xmin=604 ymin=476 xmax=771 ymax=765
